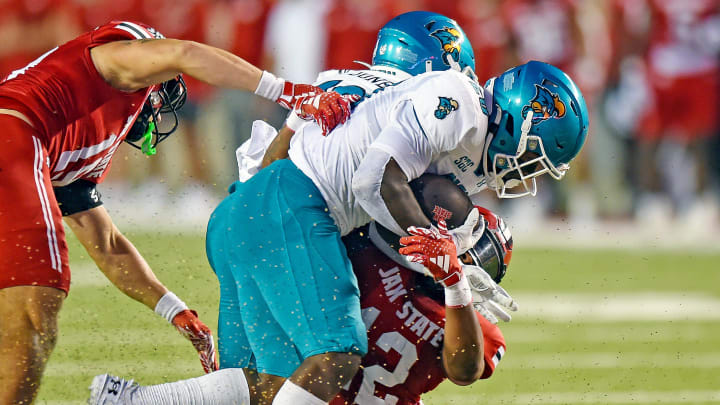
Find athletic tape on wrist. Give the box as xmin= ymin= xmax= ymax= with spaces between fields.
xmin=444 ymin=275 xmax=472 ymax=308
xmin=154 ymin=291 xmax=189 ymax=323
xmin=285 ymin=111 xmax=307 ymax=132
xmin=254 ymin=71 xmax=285 ymax=101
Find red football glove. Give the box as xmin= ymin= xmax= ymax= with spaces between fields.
xmin=275 ymin=82 xmax=324 ymax=110
xmin=293 ymin=92 xmax=359 ymax=135
xmin=398 ymin=220 xmax=464 ymax=287
xmin=171 ymin=309 xmax=219 ymax=373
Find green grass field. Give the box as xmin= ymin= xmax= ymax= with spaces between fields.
xmin=35 ymin=231 xmax=720 ymax=404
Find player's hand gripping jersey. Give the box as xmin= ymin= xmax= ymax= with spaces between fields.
xmin=0 ymin=21 xmax=162 ymax=186
xmin=332 ymin=225 xmax=505 ymax=405
xmin=288 ymin=69 xmax=489 ymax=235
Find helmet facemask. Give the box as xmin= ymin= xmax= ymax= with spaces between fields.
xmin=484 ymin=110 xmax=570 ymax=199
xmin=125 ymin=75 xmax=188 ymax=155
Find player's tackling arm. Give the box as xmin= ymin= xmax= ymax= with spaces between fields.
xmin=442 ymin=305 xmax=485 ymax=385
xmin=64 ymin=206 xmax=167 ymax=308
xmin=90 ymin=39 xmax=352 ymax=133
xmin=65 ymin=206 xmax=218 ymax=372
xmin=261 ymin=126 xmax=295 ymax=168
xmin=90 ymin=39 xmax=262 ymax=93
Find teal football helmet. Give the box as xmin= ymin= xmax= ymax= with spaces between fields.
xmin=482 ymin=61 xmax=589 ymax=198
xmin=372 ymin=11 xmax=476 ymax=79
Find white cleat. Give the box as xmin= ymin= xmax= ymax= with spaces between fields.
xmin=88 ymin=373 xmax=138 ymax=404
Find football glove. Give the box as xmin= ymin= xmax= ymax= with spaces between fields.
xmin=290 ymin=92 xmax=359 ymax=135
xmin=171 ymin=309 xmax=219 ymax=373
xmin=398 ymin=220 xmax=463 ymax=288
xmin=447 ymin=206 xmax=485 ymax=255
xmin=464 ymin=265 xmax=518 ymax=324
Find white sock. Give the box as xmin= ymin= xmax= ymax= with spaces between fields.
xmin=272 ymin=380 xmax=326 ymax=405
xmin=130 ymin=368 xmax=249 ymax=405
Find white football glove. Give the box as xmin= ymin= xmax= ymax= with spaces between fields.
xmin=464 ymin=264 xmax=518 ymax=324
xmin=447 ymin=207 xmax=485 ymax=255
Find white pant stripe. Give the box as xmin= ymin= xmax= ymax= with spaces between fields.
xmin=32 ymin=137 xmax=61 ymax=272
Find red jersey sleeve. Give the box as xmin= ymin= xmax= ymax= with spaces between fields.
xmin=0 ymin=21 xmax=164 ymax=186
xmin=476 ymin=311 xmax=506 ymax=379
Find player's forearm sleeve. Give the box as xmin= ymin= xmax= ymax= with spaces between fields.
xmin=352 ymin=147 xmax=406 ymax=236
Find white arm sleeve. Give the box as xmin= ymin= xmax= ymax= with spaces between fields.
xmin=352 ymin=147 xmax=406 ymax=236
xmin=370 ymin=100 xmax=434 ymax=180
xmin=352 ymin=101 xmax=434 ymax=236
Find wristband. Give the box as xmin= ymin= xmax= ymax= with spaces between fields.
xmin=444 ymin=275 xmax=472 ymax=308
xmin=154 ymin=291 xmax=189 ymax=323
xmin=285 ymin=111 xmax=307 ymax=132
xmin=254 ymin=70 xmax=285 ymax=101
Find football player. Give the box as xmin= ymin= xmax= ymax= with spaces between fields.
xmin=89 ymin=174 xmax=517 ymax=405
xmin=0 ymin=20 xmax=353 ymax=405
xmin=211 ymin=10 xmax=587 ymax=404
xmin=332 ymin=174 xmax=517 ymax=405
xmin=212 ymin=12 xmax=487 ymax=404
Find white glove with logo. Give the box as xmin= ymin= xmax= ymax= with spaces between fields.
xmin=447 ymin=207 xmax=485 ymax=255
xmin=463 ymin=264 xmax=518 ymax=324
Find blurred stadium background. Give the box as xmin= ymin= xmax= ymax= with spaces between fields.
xmin=3 ymin=0 xmax=718 ymax=403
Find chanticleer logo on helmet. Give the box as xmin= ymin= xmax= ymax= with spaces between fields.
xmin=430 ymin=28 xmax=462 ymax=66
xmin=521 ymin=84 xmax=566 ymax=124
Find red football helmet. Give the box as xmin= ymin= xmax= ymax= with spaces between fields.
xmin=409 ymin=174 xmax=513 ymax=283
xmin=125 ymin=75 xmax=188 ymax=155
xmin=467 ymin=206 xmax=513 ymax=283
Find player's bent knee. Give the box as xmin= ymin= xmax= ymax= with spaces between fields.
xmin=287 ymin=352 xmax=362 ymax=402
xmin=302 ymin=352 xmax=362 ymax=384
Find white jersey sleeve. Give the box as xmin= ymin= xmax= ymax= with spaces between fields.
xmin=370 ymin=70 xmax=487 ymax=181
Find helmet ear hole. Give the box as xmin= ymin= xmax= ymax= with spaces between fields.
xmin=505 ymin=114 xmax=514 ymax=136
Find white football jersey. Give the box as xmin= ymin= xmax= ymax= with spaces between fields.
xmin=312 ymin=66 xmax=410 ymax=103
xmin=289 ymin=69 xmax=490 ymax=235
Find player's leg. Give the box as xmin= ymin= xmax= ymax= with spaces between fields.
xmin=0 ymin=287 xmax=65 ymax=405
xmin=227 ymin=160 xmax=367 ymax=402
xmin=208 ymin=191 xmax=301 ymax=404
xmin=274 ymin=352 xmax=362 ymax=404
xmin=206 ymin=207 xmax=255 ymax=370
xmin=0 ymin=115 xmax=71 ymax=404
xmin=88 ymin=368 xmax=250 ymax=405
xmin=245 ymin=369 xmax=285 ymax=405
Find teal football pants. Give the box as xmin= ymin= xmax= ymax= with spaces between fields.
xmin=206 ymin=159 xmax=367 ymax=377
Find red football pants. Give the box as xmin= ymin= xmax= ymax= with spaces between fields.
xmin=0 ymin=114 xmax=70 ymax=293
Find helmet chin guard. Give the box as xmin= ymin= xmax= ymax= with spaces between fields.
xmin=484 ymin=111 xmax=570 ymax=198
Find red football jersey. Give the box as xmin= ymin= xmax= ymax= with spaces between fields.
xmin=0 ymin=21 xmax=160 ymax=186
xmin=332 ymin=232 xmax=506 ymax=405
